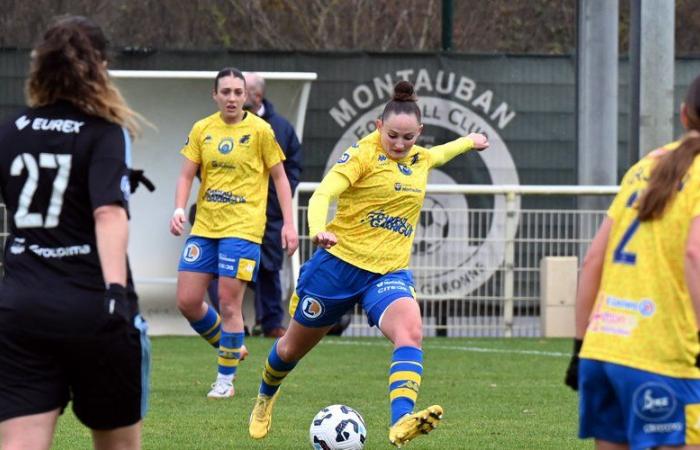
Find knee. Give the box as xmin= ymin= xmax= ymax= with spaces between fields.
xmin=176 ymin=295 xmax=203 ymax=320
xmin=394 ymin=322 xmax=423 ymax=348
xmin=275 ymin=337 xmax=300 ymax=362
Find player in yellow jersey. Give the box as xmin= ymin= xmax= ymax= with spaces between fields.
xmin=169 ymin=68 xmax=298 ymax=399
xmin=248 ymin=80 xmax=488 ymax=447
xmin=565 ymin=74 xmax=700 ymax=449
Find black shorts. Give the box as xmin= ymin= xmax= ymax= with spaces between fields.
xmin=0 ymin=304 xmax=150 ymax=430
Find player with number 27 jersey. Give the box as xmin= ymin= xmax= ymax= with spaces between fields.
xmin=581 ymin=141 xmax=700 ymax=378
xmin=0 ymin=101 xmax=133 ymax=322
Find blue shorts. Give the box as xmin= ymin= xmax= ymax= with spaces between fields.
xmin=291 ymin=249 xmax=415 ymax=328
xmin=579 ymin=358 xmax=700 ymax=449
xmin=177 ymin=236 xmax=260 ymax=282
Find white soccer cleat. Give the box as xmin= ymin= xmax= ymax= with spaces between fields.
xmin=207 ymin=379 xmax=234 ymax=398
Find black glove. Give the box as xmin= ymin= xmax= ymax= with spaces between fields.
xmin=564 ymin=338 xmax=583 ymax=391
xmin=696 ymin=331 xmax=700 ymax=369
xmin=104 ymin=283 xmax=131 ymax=324
xmin=128 ymin=169 xmax=156 ymax=193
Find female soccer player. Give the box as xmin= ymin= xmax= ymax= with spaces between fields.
xmin=565 ymin=73 xmax=700 ymax=449
xmin=169 ymin=68 xmax=298 ymax=398
xmin=0 ymin=15 xmax=149 ymax=449
xmin=248 ymin=80 xmax=489 ymax=447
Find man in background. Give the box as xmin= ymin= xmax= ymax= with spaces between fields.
xmin=244 ymin=72 xmax=302 ymax=338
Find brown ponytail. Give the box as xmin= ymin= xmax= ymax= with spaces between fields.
xmin=637 ymin=74 xmax=700 ymax=221
xmin=25 ymin=15 xmax=145 ymax=138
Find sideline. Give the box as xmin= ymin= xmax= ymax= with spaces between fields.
xmin=319 ymin=338 xmax=569 ymax=358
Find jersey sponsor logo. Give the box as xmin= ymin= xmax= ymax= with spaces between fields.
xmin=20 ymin=117 xmax=85 ymax=134
xmin=15 ymin=115 xmax=30 ymax=130
xmin=218 ymin=137 xmax=235 ymax=154
xmin=300 ymin=296 xmax=324 ymax=320
xmin=394 ymin=183 xmax=422 ymax=194
xmin=327 ymin=68 xmax=519 ymax=297
xmin=239 ymin=134 xmax=251 ymax=144
xmin=204 ymin=135 xmax=212 ymax=142
xmin=378 ymin=154 xmax=387 ymax=162
xmin=397 ymin=163 xmax=412 ymax=175
xmin=211 ymin=160 xmax=237 ymax=170
xmin=337 ymin=152 xmax=351 ymax=164
xmin=183 ymin=242 xmax=202 ymax=263
xmin=633 ymin=382 xmax=677 ymax=422
xmin=204 ymin=188 xmax=246 ymax=204
xmin=9 ymin=237 xmax=26 ymax=254
xmin=643 ymin=422 xmax=682 ymax=434
xmin=363 ymin=210 xmax=414 ymax=237
xmin=410 ymin=154 xmax=420 ymax=165
xmin=28 ymin=243 xmax=91 ymax=258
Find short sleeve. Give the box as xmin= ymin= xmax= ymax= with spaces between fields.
xmin=180 ymin=121 xmax=203 ymax=164
xmin=89 ymin=125 xmax=130 ymax=212
xmin=261 ymin=126 xmax=285 ymax=169
xmin=329 ymin=145 xmax=366 ymax=185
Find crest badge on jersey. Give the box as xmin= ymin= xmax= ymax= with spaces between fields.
xmin=218 ymin=137 xmax=235 ymax=154
xmin=397 ymin=163 xmax=412 ymax=175
xmin=183 ymin=242 xmax=202 ymax=263
xmin=300 ymin=296 xmax=325 ymax=320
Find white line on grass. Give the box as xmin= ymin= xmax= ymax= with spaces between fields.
xmin=320 ymin=339 xmax=569 ymax=358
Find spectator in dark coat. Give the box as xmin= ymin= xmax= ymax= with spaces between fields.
xmin=245 ymin=72 xmax=302 ymax=338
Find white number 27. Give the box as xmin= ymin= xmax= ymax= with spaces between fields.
xmin=10 ymin=153 xmax=72 ymax=228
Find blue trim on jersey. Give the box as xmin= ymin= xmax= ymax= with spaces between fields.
xmin=134 ymin=314 xmax=150 ymax=418
xmin=121 ymin=127 xmax=132 ymax=168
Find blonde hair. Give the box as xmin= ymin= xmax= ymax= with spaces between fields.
xmin=25 ymin=15 xmax=144 ymax=137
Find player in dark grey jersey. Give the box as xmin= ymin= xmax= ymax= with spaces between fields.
xmin=0 ymin=15 xmax=149 ymax=450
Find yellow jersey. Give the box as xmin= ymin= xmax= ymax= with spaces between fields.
xmin=581 ymin=141 xmax=700 ymax=378
xmin=324 ymin=130 xmax=474 ymax=274
xmin=181 ymin=112 xmax=284 ymax=242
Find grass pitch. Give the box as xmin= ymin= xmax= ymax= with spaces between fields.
xmin=52 ymin=336 xmax=587 ymax=449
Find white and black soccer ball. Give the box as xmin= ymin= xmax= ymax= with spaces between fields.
xmin=309 ymin=404 xmax=367 ymax=450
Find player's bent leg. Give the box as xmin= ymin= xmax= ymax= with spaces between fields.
xmin=388 ymin=405 xmax=443 ymax=448
xmin=0 ymin=409 xmax=60 ymax=450
xmin=249 ymin=319 xmax=333 ymax=439
xmin=176 ymin=272 xmax=214 ymax=320
xmin=92 ymin=421 xmax=141 ymax=450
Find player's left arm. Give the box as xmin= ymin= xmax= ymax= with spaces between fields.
xmin=575 ymin=217 xmax=612 ymax=339
xmin=686 ymin=217 xmax=700 ymax=332
xmin=270 ymin=162 xmax=298 ymax=256
xmin=428 ymin=133 xmax=489 ymax=168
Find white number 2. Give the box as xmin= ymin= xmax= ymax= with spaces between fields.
xmin=10 ymin=153 xmax=72 ymax=228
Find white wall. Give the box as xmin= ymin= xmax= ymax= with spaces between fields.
xmin=110 ymin=70 xmax=316 ymax=334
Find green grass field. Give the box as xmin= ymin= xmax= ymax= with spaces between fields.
xmin=51 ymin=337 xmax=588 ymax=449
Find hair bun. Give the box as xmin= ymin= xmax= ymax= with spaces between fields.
xmin=392 ymin=81 xmax=417 ymax=102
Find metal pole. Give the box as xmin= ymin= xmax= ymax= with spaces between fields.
xmin=503 ymin=192 xmax=517 ymax=338
xmin=442 ymin=0 xmax=453 ymax=51
xmin=629 ymin=0 xmax=641 ymax=165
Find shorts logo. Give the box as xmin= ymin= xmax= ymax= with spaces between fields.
xmin=633 ymin=382 xmax=677 ymax=421
xmin=300 ymin=296 xmax=324 ymax=320
xmin=337 ymin=152 xmax=350 ymax=164
xmin=218 ymin=137 xmax=234 ymax=154
xmin=183 ymin=243 xmax=202 ymax=263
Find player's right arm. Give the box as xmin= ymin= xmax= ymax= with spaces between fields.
xmin=170 ymin=158 xmax=199 ymax=236
xmin=308 ymin=171 xmax=350 ymax=248
xmin=171 ymin=122 xmax=203 ymax=236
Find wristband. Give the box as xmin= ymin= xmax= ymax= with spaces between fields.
xmin=173 ymin=207 xmax=186 ymax=218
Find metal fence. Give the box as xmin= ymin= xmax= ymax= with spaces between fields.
xmin=0 ymin=183 xmax=619 ymax=338
xmin=292 ymin=183 xmax=618 ymax=337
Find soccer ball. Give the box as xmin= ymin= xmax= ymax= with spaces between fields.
xmin=309 ymin=404 xmax=367 ymax=450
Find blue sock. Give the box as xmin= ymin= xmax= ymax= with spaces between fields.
xmin=190 ymin=304 xmax=221 ymax=348
xmin=218 ymin=331 xmax=245 ymax=378
xmin=389 ymin=346 xmax=423 ymax=424
xmin=259 ymin=340 xmax=297 ymax=396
